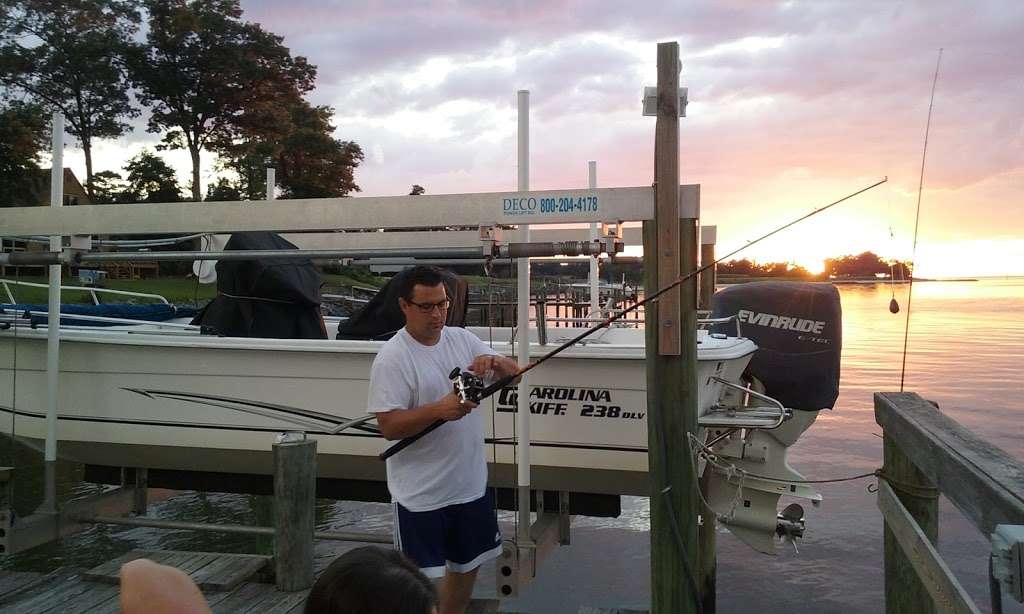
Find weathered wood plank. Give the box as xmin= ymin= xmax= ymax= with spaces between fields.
xmin=882 ymin=433 xmax=938 ymax=614
xmin=654 ymin=42 xmax=681 ymax=356
xmin=0 ymin=568 xmax=80 ymax=606
xmin=190 ymin=554 xmax=271 ymax=591
xmin=196 ymin=555 xmax=271 ymax=592
xmin=7 ymin=572 xmax=91 ymax=614
xmin=878 ymin=481 xmax=981 ymax=614
xmin=54 ymin=582 xmax=120 ymax=614
xmin=249 ymin=586 xmax=310 ymax=612
xmin=874 ymin=392 xmax=1024 ymax=534
xmin=210 ymin=581 xmax=277 ymax=613
xmin=80 ymin=550 xmax=145 ymax=582
xmin=0 ymin=571 xmax=43 ymax=599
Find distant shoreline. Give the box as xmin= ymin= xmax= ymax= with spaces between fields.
xmin=717 ymin=275 xmax=979 ymax=284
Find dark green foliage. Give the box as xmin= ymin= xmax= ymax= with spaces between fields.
xmin=0 ymin=100 xmax=49 ymax=206
xmin=409 ymin=184 xmax=425 ymax=196
xmin=0 ymin=0 xmax=141 ymax=196
xmin=205 ymin=177 xmax=242 ymax=202
xmin=122 ymin=150 xmax=183 ymax=203
xmin=89 ymin=170 xmax=126 ymax=204
xmin=218 ymin=100 xmax=364 ymax=199
xmin=132 ymin=0 xmax=317 ymax=200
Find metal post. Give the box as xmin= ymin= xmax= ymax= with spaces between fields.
xmin=588 ymin=161 xmax=599 ymax=317
xmin=535 ymin=299 xmax=547 ymax=346
xmin=43 ymin=112 xmax=64 ymax=513
xmin=699 ymin=225 xmax=717 ymax=311
xmin=515 ymin=89 xmax=533 ymax=542
xmin=266 ymin=167 xmax=276 ymax=201
xmin=273 ymin=432 xmax=316 ymax=592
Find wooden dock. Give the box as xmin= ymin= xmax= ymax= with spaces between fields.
xmin=0 ymin=549 xmax=504 ymax=613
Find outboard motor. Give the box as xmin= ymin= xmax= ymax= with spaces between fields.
xmin=711 ymin=281 xmax=842 ymax=411
xmin=702 ymin=281 xmax=842 ymax=555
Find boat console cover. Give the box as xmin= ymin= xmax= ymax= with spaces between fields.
xmin=2 ymin=303 xmax=196 ymax=326
xmin=336 ymin=268 xmax=468 ymax=340
xmin=191 ymin=232 xmax=327 ymax=339
xmin=710 ymin=281 xmax=841 ymax=411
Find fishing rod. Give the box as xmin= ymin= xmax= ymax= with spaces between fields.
xmin=900 ymin=48 xmax=943 ymax=392
xmin=379 ymin=177 xmax=889 ymax=460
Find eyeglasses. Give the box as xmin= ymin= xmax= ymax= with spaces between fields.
xmin=406 ymin=298 xmax=451 ymax=314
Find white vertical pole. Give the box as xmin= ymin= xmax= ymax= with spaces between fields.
xmin=515 ymin=90 xmax=532 ymax=539
xmin=588 ymin=161 xmax=599 ymax=317
xmin=43 ymin=112 xmax=64 ymax=512
xmin=266 ymin=167 xmax=276 ymax=201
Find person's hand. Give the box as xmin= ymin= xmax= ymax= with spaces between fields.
xmin=469 ymin=355 xmax=499 ymax=378
xmin=434 ymin=392 xmax=477 ymax=421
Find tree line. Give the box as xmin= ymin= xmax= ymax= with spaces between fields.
xmin=525 ymin=251 xmax=912 ymax=283
xmin=0 ymin=0 xmax=363 ymax=205
xmin=718 ymin=251 xmax=911 ymax=279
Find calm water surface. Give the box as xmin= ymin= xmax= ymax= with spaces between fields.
xmin=2 ymin=278 xmax=1022 ymax=613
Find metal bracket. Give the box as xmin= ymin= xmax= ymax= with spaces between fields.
xmin=992 ymin=524 xmax=1024 ymax=603
xmin=600 ymin=221 xmax=624 ymax=256
xmin=496 ymin=490 xmax=571 ymax=598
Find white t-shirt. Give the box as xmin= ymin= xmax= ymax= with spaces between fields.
xmin=367 ymin=326 xmax=499 ymax=512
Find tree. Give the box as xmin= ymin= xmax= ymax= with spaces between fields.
xmin=89 ymin=170 xmax=126 ymax=204
xmin=276 ymin=102 xmax=363 ymax=198
xmin=219 ymin=100 xmax=364 ymax=199
xmin=824 ymin=251 xmax=890 ymax=278
xmin=205 ymin=177 xmax=242 ymax=202
xmin=122 ymin=150 xmax=183 ymax=203
xmin=0 ymin=0 xmax=141 ymax=197
xmin=132 ymin=0 xmax=316 ymax=201
xmin=410 ymin=184 xmax=425 ymax=196
xmin=0 ymin=100 xmax=49 ymax=206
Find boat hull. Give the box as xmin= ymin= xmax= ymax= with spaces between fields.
xmin=0 ymin=326 xmax=755 ymax=498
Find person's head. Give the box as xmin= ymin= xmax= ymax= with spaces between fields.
xmin=304 ymin=547 xmax=437 ymax=614
xmin=397 ymin=266 xmax=449 ymax=344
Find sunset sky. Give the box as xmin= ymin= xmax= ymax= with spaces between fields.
xmin=66 ymin=1 xmax=1023 ymax=277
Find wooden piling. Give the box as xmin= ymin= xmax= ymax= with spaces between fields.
xmin=882 ymin=432 xmax=938 ymax=614
xmin=645 ymin=40 xmax=701 ymax=614
xmin=273 ymin=433 xmax=316 ymax=592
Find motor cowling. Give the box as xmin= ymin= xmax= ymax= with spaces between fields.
xmin=710 ymin=281 xmax=841 ymax=411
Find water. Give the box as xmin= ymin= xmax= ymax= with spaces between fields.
xmin=2 ymin=278 xmax=1022 ymax=612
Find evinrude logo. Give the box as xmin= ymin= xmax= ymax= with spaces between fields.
xmin=737 ymin=309 xmax=826 ymax=334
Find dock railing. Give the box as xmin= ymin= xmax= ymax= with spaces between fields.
xmin=874 ymin=392 xmax=1024 ymax=613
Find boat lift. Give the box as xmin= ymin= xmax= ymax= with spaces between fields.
xmin=0 ymin=96 xmax=714 ymax=596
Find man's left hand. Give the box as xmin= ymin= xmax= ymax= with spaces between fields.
xmin=469 ymin=354 xmax=518 ymax=380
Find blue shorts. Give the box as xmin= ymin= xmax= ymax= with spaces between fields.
xmin=393 ymin=491 xmax=503 ymax=578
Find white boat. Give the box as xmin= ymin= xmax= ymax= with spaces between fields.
xmin=1 ymin=271 xmax=840 ymax=554
xmin=0 ymin=319 xmax=754 ymax=499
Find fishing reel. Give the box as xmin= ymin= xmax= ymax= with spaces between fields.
xmin=449 ymin=367 xmax=486 ymax=404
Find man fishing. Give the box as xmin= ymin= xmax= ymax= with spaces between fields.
xmin=367 ymin=265 xmax=519 ymax=614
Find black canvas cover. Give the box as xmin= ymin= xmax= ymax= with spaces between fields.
xmin=191 ymin=232 xmax=327 ymax=339
xmin=336 ymin=268 xmax=469 ymax=340
xmin=710 ymin=281 xmax=841 ymax=411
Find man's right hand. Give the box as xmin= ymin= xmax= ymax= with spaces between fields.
xmin=434 ymin=392 xmax=478 ymax=421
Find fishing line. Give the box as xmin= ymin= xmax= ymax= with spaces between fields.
xmin=900 ymin=48 xmax=943 ymax=392
xmin=380 ymin=177 xmax=888 ymax=459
